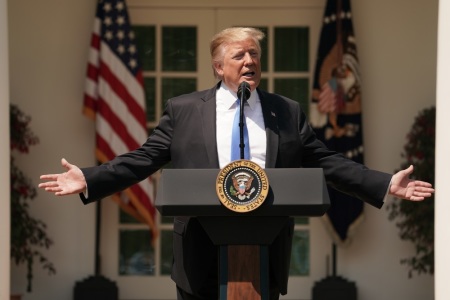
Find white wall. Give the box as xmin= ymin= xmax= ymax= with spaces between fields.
xmin=8 ymin=0 xmax=97 ymax=299
xmin=337 ymin=0 xmax=437 ymax=299
xmin=8 ymin=0 xmax=437 ymax=299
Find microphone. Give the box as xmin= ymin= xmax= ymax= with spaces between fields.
xmin=237 ymin=81 xmax=251 ymax=102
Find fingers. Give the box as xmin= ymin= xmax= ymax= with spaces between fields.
xmin=45 ymin=186 xmax=63 ymax=193
xmin=410 ymin=192 xmax=433 ymax=201
xmin=415 ymin=181 xmax=433 ymax=188
xmin=37 ymin=181 xmax=63 ymax=194
xmin=414 ymin=190 xmax=433 ymax=197
xmin=404 ymin=165 xmax=414 ymax=175
xmin=415 ymin=186 xmax=434 ymax=194
xmin=40 ymin=158 xmax=71 ymax=181
xmin=39 ymin=159 xmax=79 ymax=196
xmin=38 ymin=182 xmax=71 ymax=196
xmin=409 ymin=184 xmax=434 ymax=201
xmin=38 ymin=181 xmax=59 ymax=188
xmin=38 ymin=181 xmax=63 ymax=195
xmin=400 ymin=164 xmax=414 ymax=176
xmin=61 ymin=158 xmax=72 ymax=170
xmin=55 ymin=190 xmax=70 ymax=196
xmin=40 ymin=174 xmax=60 ymax=180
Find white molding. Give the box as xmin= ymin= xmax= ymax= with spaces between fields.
xmin=128 ymin=0 xmax=325 ymax=9
xmin=435 ymin=0 xmax=450 ymax=299
xmin=0 ymin=0 xmax=10 ymax=297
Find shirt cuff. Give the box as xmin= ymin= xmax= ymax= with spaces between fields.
xmin=83 ymin=186 xmax=89 ymax=199
xmin=383 ymin=177 xmax=393 ymax=202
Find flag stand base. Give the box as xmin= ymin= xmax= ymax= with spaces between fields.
xmin=312 ymin=243 xmax=357 ymax=300
xmin=73 ymin=200 xmax=119 ymax=300
xmin=73 ymin=275 xmax=118 ymax=300
xmin=312 ymin=276 xmax=357 ymax=300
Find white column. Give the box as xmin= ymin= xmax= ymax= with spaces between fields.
xmin=0 ymin=0 xmax=10 ymax=298
xmin=435 ymin=1 xmax=450 ymax=299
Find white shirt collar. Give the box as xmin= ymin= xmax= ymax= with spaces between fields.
xmin=218 ymin=82 xmax=258 ymax=110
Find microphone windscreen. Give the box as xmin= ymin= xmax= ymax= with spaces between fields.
xmin=237 ymin=81 xmax=251 ymax=101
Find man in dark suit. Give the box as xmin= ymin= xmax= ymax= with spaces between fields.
xmin=39 ymin=27 xmax=434 ymax=300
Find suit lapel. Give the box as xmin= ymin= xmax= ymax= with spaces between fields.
xmin=198 ymin=84 xmax=220 ymax=168
xmin=197 ymin=85 xmax=279 ymax=169
xmin=258 ymin=89 xmax=279 ymax=168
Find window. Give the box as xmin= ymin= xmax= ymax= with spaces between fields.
xmin=101 ymin=5 xmax=326 ymax=299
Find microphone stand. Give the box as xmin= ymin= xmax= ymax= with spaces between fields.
xmin=237 ymin=81 xmax=250 ymax=160
xmin=239 ymin=94 xmax=245 ymax=160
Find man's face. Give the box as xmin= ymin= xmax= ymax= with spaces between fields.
xmin=214 ymin=38 xmax=261 ymax=93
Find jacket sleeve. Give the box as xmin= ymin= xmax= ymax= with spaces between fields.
xmin=296 ymin=102 xmax=391 ymax=209
xmin=79 ymin=99 xmax=176 ymax=203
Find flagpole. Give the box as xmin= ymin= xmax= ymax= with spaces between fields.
xmin=73 ymin=168 xmax=118 ymax=300
xmin=332 ymin=0 xmax=341 ymax=280
xmin=94 ymin=160 xmax=102 ymax=276
xmin=94 ymin=199 xmax=101 ymax=276
xmin=76 ymin=0 xmax=155 ymax=298
xmin=311 ymin=0 xmax=362 ymax=297
xmin=332 ymin=243 xmax=337 ymax=277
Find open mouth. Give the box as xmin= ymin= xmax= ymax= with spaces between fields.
xmin=242 ymin=71 xmax=255 ymax=77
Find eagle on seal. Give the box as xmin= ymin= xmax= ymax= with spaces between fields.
xmin=231 ymin=173 xmax=255 ymax=200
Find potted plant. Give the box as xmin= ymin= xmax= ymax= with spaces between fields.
xmin=387 ymin=106 xmax=435 ymax=277
xmin=10 ymin=104 xmax=56 ymax=294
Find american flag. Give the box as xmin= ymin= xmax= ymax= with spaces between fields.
xmin=83 ymin=0 xmax=156 ymax=237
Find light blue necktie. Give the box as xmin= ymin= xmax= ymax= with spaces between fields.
xmin=231 ymin=99 xmax=250 ymax=160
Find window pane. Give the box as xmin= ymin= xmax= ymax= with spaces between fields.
xmin=162 ymin=27 xmax=197 ymax=71
xmin=274 ymin=78 xmax=309 ymax=115
xmin=162 ymin=78 xmax=197 ymax=106
xmin=144 ymin=77 xmax=156 ymax=121
xmin=161 ymin=216 xmax=174 ymax=224
xmin=274 ymin=27 xmax=309 ymax=72
xmin=119 ymin=208 xmax=139 ymax=224
xmin=289 ymin=230 xmax=309 ymax=276
xmin=160 ymin=230 xmax=173 ymax=275
xmin=119 ymin=230 xmax=155 ymax=276
xmin=258 ymin=27 xmax=268 ymax=72
xmin=133 ymin=25 xmax=156 ymax=71
xmin=294 ymin=217 xmax=309 ymax=225
xmin=259 ymin=78 xmax=268 ymax=91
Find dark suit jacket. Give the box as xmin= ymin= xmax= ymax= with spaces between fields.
xmin=80 ymin=82 xmax=391 ymax=295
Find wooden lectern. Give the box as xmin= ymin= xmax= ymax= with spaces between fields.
xmin=156 ymin=168 xmax=330 ymax=300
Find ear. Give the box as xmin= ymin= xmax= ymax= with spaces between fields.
xmin=213 ymin=61 xmax=224 ymax=77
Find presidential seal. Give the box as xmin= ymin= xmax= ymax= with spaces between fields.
xmin=216 ymin=160 xmax=269 ymax=213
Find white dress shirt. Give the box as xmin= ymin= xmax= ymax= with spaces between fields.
xmin=216 ymin=82 xmax=267 ymax=169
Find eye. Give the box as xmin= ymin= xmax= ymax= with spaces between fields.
xmin=232 ymin=53 xmax=245 ymax=60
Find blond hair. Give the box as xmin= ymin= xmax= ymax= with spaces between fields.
xmin=210 ymin=27 xmax=265 ymax=79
